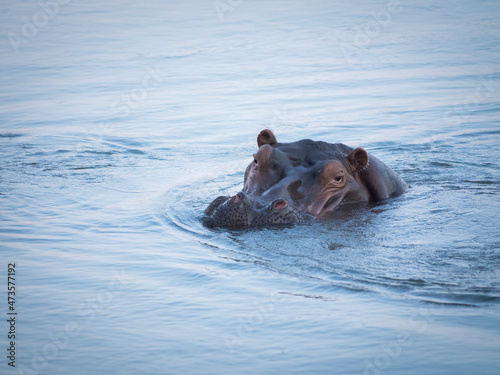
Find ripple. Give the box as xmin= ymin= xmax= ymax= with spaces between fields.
xmin=0 ymin=133 xmax=24 ymax=138
xmin=157 ymin=170 xmax=500 ymax=307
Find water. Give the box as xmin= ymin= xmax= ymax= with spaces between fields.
xmin=1 ymin=0 xmax=499 ymax=374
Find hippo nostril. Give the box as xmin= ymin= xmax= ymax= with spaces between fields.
xmin=231 ymin=192 xmax=245 ymax=203
xmin=273 ymin=200 xmax=288 ymax=210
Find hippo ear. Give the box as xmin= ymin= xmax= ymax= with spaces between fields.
xmin=347 ymin=147 xmax=368 ymax=172
xmin=257 ymin=129 xmax=277 ymax=148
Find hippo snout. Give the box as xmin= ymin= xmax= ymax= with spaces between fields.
xmin=204 ymin=195 xmax=230 ymax=216
xmin=203 ymin=193 xmax=300 ymax=228
xmin=203 ymin=192 xmax=255 ymax=228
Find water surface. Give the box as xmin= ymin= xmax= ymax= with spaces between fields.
xmin=1 ymin=0 xmax=499 ymax=374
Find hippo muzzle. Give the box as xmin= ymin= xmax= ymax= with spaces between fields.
xmin=203 ymin=192 xmax=300 ymax=228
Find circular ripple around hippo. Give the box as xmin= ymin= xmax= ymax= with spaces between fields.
xmin=157 ymin=171 xmax=500 ymax=308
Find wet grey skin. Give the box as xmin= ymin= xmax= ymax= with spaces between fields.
xmin=203 ymin=129 xmax=407 ymax=229
xmin=203 ymin=193 xmax=301 ymax=228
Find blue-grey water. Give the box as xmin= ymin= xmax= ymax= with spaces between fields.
xmin=1 ymin=0 xmax=499 ymax=374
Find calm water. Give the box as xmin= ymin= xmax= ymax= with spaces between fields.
xmin=1 ymin=0 xmax=499 ymax=374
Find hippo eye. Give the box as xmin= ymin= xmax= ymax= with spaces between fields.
xmin=334 ymin=175 xmax=343 ymax=183
xmin=253 ymin=159 xmax=257 ymax=164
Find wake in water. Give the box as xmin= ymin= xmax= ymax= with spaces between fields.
xmin=159 ymin=131 xmax=500 ymax=307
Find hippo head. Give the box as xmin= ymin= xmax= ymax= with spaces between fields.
xmin=203 ymin=129 xmax=407 ymax=228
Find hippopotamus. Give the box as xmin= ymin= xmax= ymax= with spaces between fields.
xmin=203 ymin=129 xmax=407 ymax=228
